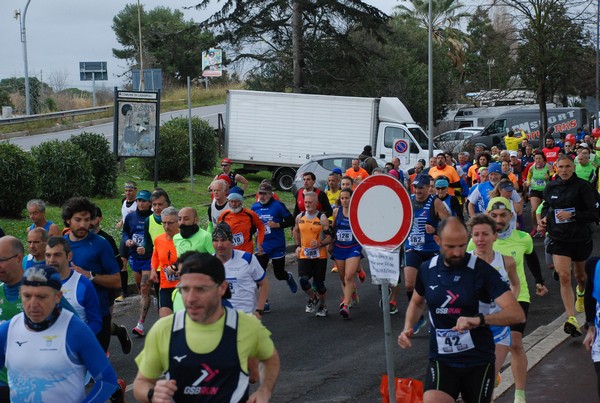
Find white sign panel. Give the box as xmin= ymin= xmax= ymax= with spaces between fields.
xmin=364 ymin=247 xmax=401 ymax=286
xmin=392 ymin=138 xmax=410 ymax=166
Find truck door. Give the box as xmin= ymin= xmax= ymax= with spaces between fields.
xmin=379 ymin=126 xmax=420 ymax=165
xmin=481 ymin=118 xmax=508 ymax=145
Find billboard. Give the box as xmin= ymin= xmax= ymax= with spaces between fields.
xmin=114 ymin=90 xmax=160 ymax=157
xmin=202 ymin=49 xmax=222 ymax=77
xmin=80 ymin=61 xmax=108 ymax=81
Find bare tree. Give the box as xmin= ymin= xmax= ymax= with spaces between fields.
xmin=47 ymin=68 xmax=70 ymax=93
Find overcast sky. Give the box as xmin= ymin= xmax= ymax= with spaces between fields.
xmin=0 ymin=1 xmax=399 ymax=91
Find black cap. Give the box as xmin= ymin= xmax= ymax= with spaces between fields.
xmin=412 ymin=174 xmax=432 ymax=188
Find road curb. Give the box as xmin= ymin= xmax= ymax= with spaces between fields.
xmin=494 ymin=311 xmax=585 ymax=399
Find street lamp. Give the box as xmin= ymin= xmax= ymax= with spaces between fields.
xmin=14 ymin=0 xmax=32 ymax=115
xmin=487 ymin=59 xmax=495 ymax=90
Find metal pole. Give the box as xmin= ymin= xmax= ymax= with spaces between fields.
xmin=19 ymin=0 xmax=32 ymax=115
xmin=92 ymin=72 xmax=97 ymax=107
xmin=427 ymin=0 xmax=433 ymax=158
xmin=137 ymin=0 xmax=145 ymax=91
xmin=594 ymin=0 xmax=600 ymax=127
xmin=381 ymin=280 xmax=396 ymax=402
xmin=188 ymin=76 xmax=194 ymax=191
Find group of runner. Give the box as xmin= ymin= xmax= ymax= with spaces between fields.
xmin=4 ymin=132 xmax=600 ymax=401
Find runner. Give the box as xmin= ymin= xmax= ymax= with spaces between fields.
xmin=397 ymin=217 xmax=524 ymax=403
xmin=26 ymin=199 xmax=61 ymax=236
xmin=332 ymin=188 xmax=364 ymax=319
xmin=583 ymin=256 xmax=600 ymax=399
xmin=218 ymin=189 xmax=265 ymax=255
xmin=524 ymin=151 xmax=552 ymax=236
xmin=467 ymin=214 xmax=520 ymax=387
xmin=292 ymin=191 xmax=332 ymax=317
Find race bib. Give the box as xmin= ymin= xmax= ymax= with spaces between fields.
xmin=163 ymin=266 xmax=178 ymax=282
xmin=436 ymin=329 xmax=475 ymax=354
xmin=264 ymin=225 xmax=271 ymax=235
xmin=533 ymin=179 xmax=545 ymax=187
xmin=555 ymin=208 xmax=575 ymax=224
xmin=336 ymin=229 xmax=353 ymax=242
xmin=232 ymin=233 xmax=244 ymax=246
xmin=226 ymin=277 xmax=238 ymax=295
xmin=409 ymin=235 xmax=425 ymax=245
xmin=304 ymin=247 xmax=319 ymax=259
xmin=132 ymin=234 xmax=144 ymax=246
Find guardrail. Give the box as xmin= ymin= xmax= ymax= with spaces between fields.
xmin=0 ymin=106 xmax=111 ymax=126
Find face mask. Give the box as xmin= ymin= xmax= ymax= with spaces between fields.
xmin=179 ymin=224 xmax=199 ymax=239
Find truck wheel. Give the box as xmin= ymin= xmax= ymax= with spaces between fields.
xmin=273 ymin=168 xmax=296 ymax=191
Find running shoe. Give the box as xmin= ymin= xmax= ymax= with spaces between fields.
xmin=339 ymin=304 xmax=350 ymax=319
xmin=305 ymin=297 xmax=319 ymax=313
xmin=351 ymin=290 xmax=360 ymax=307
xmin=263 ymin=301 xmax=271 ymax=313
xmin=286 ymin=272 xmax=298 ymax=294
xmin=576 ymin=288 xmax=585 ymax=313
xmin=115 ymin=324 xmax=132 ymax=354
xmin=315 ymin=305 xmax=328 ymax=317
xmin=331 ymin=265 xmax=338 ymax=273
xmin=132 ymin=323 xmax=145 ymax=337
xmin=495 ymin=373 xmax=502 ymax=388
xmin=514 ymin=395 xmax=526 ymax=403
xmin=413 ymin=316 xmax=427 ymax=334
xmin=357 ymin=269 xmax=366 ymax=283
xmin=389 ymin=301 xmax=399 ymax=315
xmin=114 ymin=295 xmax=125 ymax=303
xmin=564 ymin=316 xmax=582 ymax=337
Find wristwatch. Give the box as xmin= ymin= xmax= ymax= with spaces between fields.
xmin=476 ymin=313 xmax=486 ymax=327
xmin=89 ymin=271 xmax=95 ymax=281
xmin=147 ymin=387 xmax=154 ymax=402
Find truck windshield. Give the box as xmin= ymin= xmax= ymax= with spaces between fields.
xmin=483 ymin=119 xmax=507 ymax=136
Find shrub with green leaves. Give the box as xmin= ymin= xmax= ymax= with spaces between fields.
xmin=0 ymin=143 xmax=37 ymax=218
xmin=143 ymin=117 xmax=216 ymax=180
xmin=69 ymin=132 xmax=118 ymax=197
xmin=32 ymin=140 xmax=94 ymax=204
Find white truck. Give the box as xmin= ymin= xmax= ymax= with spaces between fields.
xmin=224 ymin=90 xmax=436 ymax=190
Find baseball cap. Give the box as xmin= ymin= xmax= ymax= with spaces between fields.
xmin=486 ymin=196 xmax=512 ymax=212
xmin=212 ymin=222 xmax=233 ymax=242
xmin=509 ymin=151 xmax=518 ymax=158
xmin=497 ymin=181 xmax=515 ymax=192
xmin=332 ymin=168 xmax=343 ymax=175
xmin=474 ymin=143 xmax=487 ymax=149
xmin=221 ymin=158 xmax=232 ymax=165
xmin=124 ymin=181 xmax=137 ymax=189
xmin=217 ymin=174 xmax=232 ymax=186
xmin=136 ymin=190 xmax=151 ymax=201
xmin=227 ymin=192 xmax=244 ymax=202
xmin=412 ymin=174 xmax=431 ymax=188
xmin=23 ymin=266 xmax=63 ymax=291
xmin=578 ymin=143 xmax=589 ymax=149
xmin=435 ymin=178 xmax=449 ymax=188
xmin=258 ymin=183 xmax=273 ymax=193
xmin=488 ymin=163 xmax=502 ymax=175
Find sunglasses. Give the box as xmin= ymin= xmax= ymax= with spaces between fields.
xmin=436 ymin=187 xmax=447 ymax=190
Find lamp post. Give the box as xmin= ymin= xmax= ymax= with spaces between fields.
xmin=14 ymin=0 xmax=32 ymax=115
xmin=487 ymin=59 xmax=495 ymax=90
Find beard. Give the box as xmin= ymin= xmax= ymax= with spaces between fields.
xmin=443 ymin=253 xmax=467 ymax=268
xmin=230 ymin=206 xmax=243 ymax=213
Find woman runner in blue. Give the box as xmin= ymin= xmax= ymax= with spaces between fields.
xmin=332 ymin=188 xmax=363 ymax=319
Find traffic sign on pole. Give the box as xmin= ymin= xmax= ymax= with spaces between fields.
xmin=348 ymin=174 xmax=413 ymax=400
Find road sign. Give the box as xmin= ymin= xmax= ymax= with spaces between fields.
xmin=79 ymin=61 xmax=108 ymax=81
xmin=349 ymin=174 xmax=413 ymax=250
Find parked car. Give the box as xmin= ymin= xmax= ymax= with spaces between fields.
xmin=434 ymin=127 xmax=484 ymax=155
xmin=291 ymin=153 xmax=386 ymax=194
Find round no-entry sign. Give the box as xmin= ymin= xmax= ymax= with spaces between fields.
xmin=349 ymin=174 xmax=413 ymax=249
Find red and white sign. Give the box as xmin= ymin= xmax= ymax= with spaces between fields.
xmin=349 ymin=174 xmax=413 ymax=250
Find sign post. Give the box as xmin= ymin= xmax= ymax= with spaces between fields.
xmin=79 ymin=62 xmax=108 ymax=107
xmin=349 ymin=174 xmax=413 ymax=401
xmin=392 ymin=138 xmax=410 ymax=168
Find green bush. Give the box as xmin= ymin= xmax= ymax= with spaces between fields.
xmin=69 ymin=132 xmax=118 ymax=197
xmin=143 ymin=121 xmax=189 ymax=181
xmin=143 ymin=117 xmax=216 ymax=180
xmin=0 ymin=143 xmax=37 ymax=218
xmin=32 ymin=140 xmax=94 ymax=204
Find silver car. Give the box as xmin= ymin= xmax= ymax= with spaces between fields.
xmin=433 ymin=127 xmax=484 ymax=156
xmin=291 ymin=153 xmax=386 ymax=194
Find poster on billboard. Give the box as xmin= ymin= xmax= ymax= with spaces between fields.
xmin=114 ymin=90 xmax=160 ymax=158
xmin=202 ymin=49 xmax=223 ymax=77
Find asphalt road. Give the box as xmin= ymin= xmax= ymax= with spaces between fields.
xmin=3 ymin=104 xmax=226 ymax=151
xmin=108 ymin=208 xmax=588 ymax=402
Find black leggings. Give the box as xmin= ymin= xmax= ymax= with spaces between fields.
xmin=255 ymin=254 xmax=288 ymax=281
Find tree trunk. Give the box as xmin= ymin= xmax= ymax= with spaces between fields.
xmin=292 ymin=0 xmax=304 ymax=93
